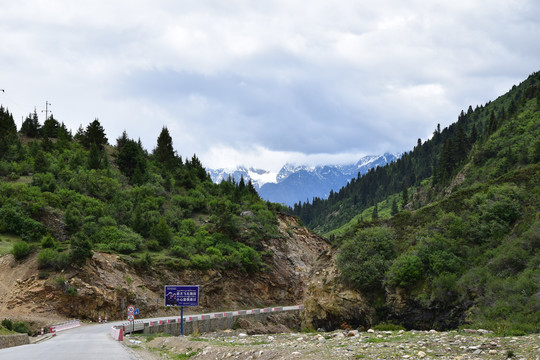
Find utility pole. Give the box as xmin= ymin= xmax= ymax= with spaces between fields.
xmin=42 ymin=101 xmax=52 ymax=121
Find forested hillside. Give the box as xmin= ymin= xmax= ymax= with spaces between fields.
xmin=0 ymin=111 xmax=285 ymax=274
xmin=292 ymin=72 xmax=540 ymax=234
xmin=301 ymin=71 xmax=540 ymax=334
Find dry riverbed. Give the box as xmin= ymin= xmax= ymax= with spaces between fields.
xmin=124 ymin=328 xmax=540 ymax=360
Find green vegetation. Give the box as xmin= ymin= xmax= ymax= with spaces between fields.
xmin=0 ymin=109 xmax=283 ymax=274
xmin=1 ymin=319 xmax=32 ymax=335
xmin=303 ymin=71 xmax=540 ymax=333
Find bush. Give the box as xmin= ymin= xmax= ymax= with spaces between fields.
xmin=386 ymin=253 xmax=424 ymax=287
xmin=12 ymin=321 xmax=31 ymax=335
xmin=145 ymin=239 xmax=161 ymax=252
xmin=1 ymin=318 xmax=13 ymax=330
xmin=11 ymin=241 xmax=31 ymax=260
xmin=70 ymin=236 xmax=92 ymax=266
xmin=337 ymin=226 xmax=396 ymax=292
xmin=40 ymin=234 xmax=56 ymax=249
xmin=37 ymin=248 xmax=58 ymax=269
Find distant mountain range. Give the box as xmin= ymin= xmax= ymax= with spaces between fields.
xmin=208 ymin=153 xmax=400 ymax=206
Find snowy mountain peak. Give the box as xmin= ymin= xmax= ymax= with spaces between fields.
xmin=208 ymin=153 xmax=401 ymax=206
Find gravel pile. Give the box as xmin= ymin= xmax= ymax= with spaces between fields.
xmin=127 ymin=328 xmax=540 ymax=360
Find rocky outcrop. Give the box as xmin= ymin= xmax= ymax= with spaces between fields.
xmin=301 ymin=248 xmax=374 ymax=331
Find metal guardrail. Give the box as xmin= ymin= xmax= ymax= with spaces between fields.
xmin=50 ymin=320 xmax=81 ymax=334
xmin=110 ymin=305 xmax=304 ymax=340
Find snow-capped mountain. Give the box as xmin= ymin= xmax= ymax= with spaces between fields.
xmin=208 ymin=153 xmax=400 ymax=206
xmin=207 ymin=166 xmax=277 ymax=189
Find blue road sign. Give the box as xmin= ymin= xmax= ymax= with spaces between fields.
xmin=134 ymin=308 xmax=139 ymax=315
xmin=164 ymin=285 xmax=199 ymax=307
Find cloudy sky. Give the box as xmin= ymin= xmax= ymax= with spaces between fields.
xmin=1 ymin=1 xmax=539 ymax=171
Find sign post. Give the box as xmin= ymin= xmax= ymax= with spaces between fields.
xmin=164 ymin=285 xmax=199 ymax=335
xmin=127 ymin=305 xmax=135 ymax=335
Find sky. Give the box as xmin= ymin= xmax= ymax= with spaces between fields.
xmin=1 ymin=0 xmax=539 ymax=172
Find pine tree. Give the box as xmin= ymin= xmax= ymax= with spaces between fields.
xmin=470 ymin=123 xmax=478 ymax=144
xmin=153 ymin=127 xmax=177 ymax=168
xmin=371 ymin=203 xmax=378 ymax=220
xmin=454 ymin=125 xmax=469 ymax=163
xmin=0 ymin=106 xmax=16 ymax=137
xmin=20 ymin=110 xmax=40 ymax=138
xmin=80 ymin=119 xmax=107 ymax=150
xmin=116 ymin=138 xmax=147 ymax=183
xmin=0 ymin=106 xmax=17 ymax=159
xmin=487 ymin=111 xmax=497 ymax=134
xmin=41 ymin=116 xmax=60 ymax=138
xmin=391 ymin=198 xmax=398 ymax=215
xmin=401 ymin=184 xmax=409 ymax=210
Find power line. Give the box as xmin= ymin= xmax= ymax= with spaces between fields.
xmin=41 ymin=101 xmax=52 ymax=120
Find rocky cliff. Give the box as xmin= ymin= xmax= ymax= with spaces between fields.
xmin=0 ymin=214 xmax=330 ymax=324
xmin=301 ymin=248 xmax=374 ymax=331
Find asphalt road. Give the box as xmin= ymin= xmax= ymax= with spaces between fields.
xmin=0 ymin=306 xmax=303 ymax=359
xmin=0 ymin=321 xmax=137 ymax=360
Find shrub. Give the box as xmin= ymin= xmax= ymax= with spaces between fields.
xmin=20 ymin=218 xmax=45 ymax=242
xmin=70 ymin=236 xmax=92 ymax=266
xmin=1 ymin=319 xmax=13 ymax=330
xmin=150 ymin=218 xmax=172 ymax=247
xmin=145 ymin=239 xmax=161 ymax=252
xmin=11 ymin=241 xmax=31 ymax=260
xmin=40 ymin=234 xmax=56 ymax=249
xmin=337 ymin=226 xmax=396 ymax=292
xmin=12 ymin=321 xmax=31 ymax=335
xmin=386 ymin=253 xmax=424 ymax=287
xmin=37 ymin=248 xmax=58 ymax=269
xmin=64 ymin=206 xmax=82 ymax=233
xmin=430 ymin=272 xmax=458 ymax=305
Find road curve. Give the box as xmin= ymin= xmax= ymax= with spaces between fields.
xmin=0 ymin=321 xmax=137 ymax=360
xmin=0 ymin=305 xmax=304 ymax=359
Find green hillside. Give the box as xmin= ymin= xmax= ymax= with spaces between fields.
xmin=292 ymin=72 xmax=540 ymax=235
xmin=0 ymin=112 xmax=285 ymax=273
xmin=310 ymin=71 xmax=540 ymax=334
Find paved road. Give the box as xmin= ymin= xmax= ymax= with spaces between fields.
xmin=0 ymin=321 xmax=137 ymax=360
xmin=0 ymin=306 xmax=303 ymax=359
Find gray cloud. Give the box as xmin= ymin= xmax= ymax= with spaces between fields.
xmin=1 ymin=0 xmax=539 ymax=171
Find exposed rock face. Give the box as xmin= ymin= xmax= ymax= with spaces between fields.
xmin=0 ymin=214 xmax=330 ymax=323
xmin=300 ymin=247 xmax=468 ymax=332
xmin=301 ymin=248 xmax=374 ymax=331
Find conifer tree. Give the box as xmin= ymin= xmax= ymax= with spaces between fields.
xmin=401 ymin=184 xmax=408 ymax=210
xmin=0 ymin=106 xmax=17 ymax=159
xmin=153 ymin=127 xmax=176 ymax=169
xmin=371 ymin=203 xmax=378 ymax=220
xmin=454 ymin=125 xmax=469 ymax=163
xmin=20 ymin=110 xmax=40 ymax=138
xmin=391 ymin=198 xmax=398 ymax=216
xmin=41 ymin=116 xmax=60 ymax=138
xmin=470 ymin=124 xmax=478 ymax=144
xmin=0 ymin=106 xmax=16 ymax=136
xmin=80 ymin=118 xmax=107 ymax=150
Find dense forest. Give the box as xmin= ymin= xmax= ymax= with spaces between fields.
xmin=0 ymin=109 xmax=285 ymax=274
xmin=298 ymin=71 xmax=540 ymax=334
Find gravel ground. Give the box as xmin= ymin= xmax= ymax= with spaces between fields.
xmin=124 ymin=328 xmax=540 ymax=360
